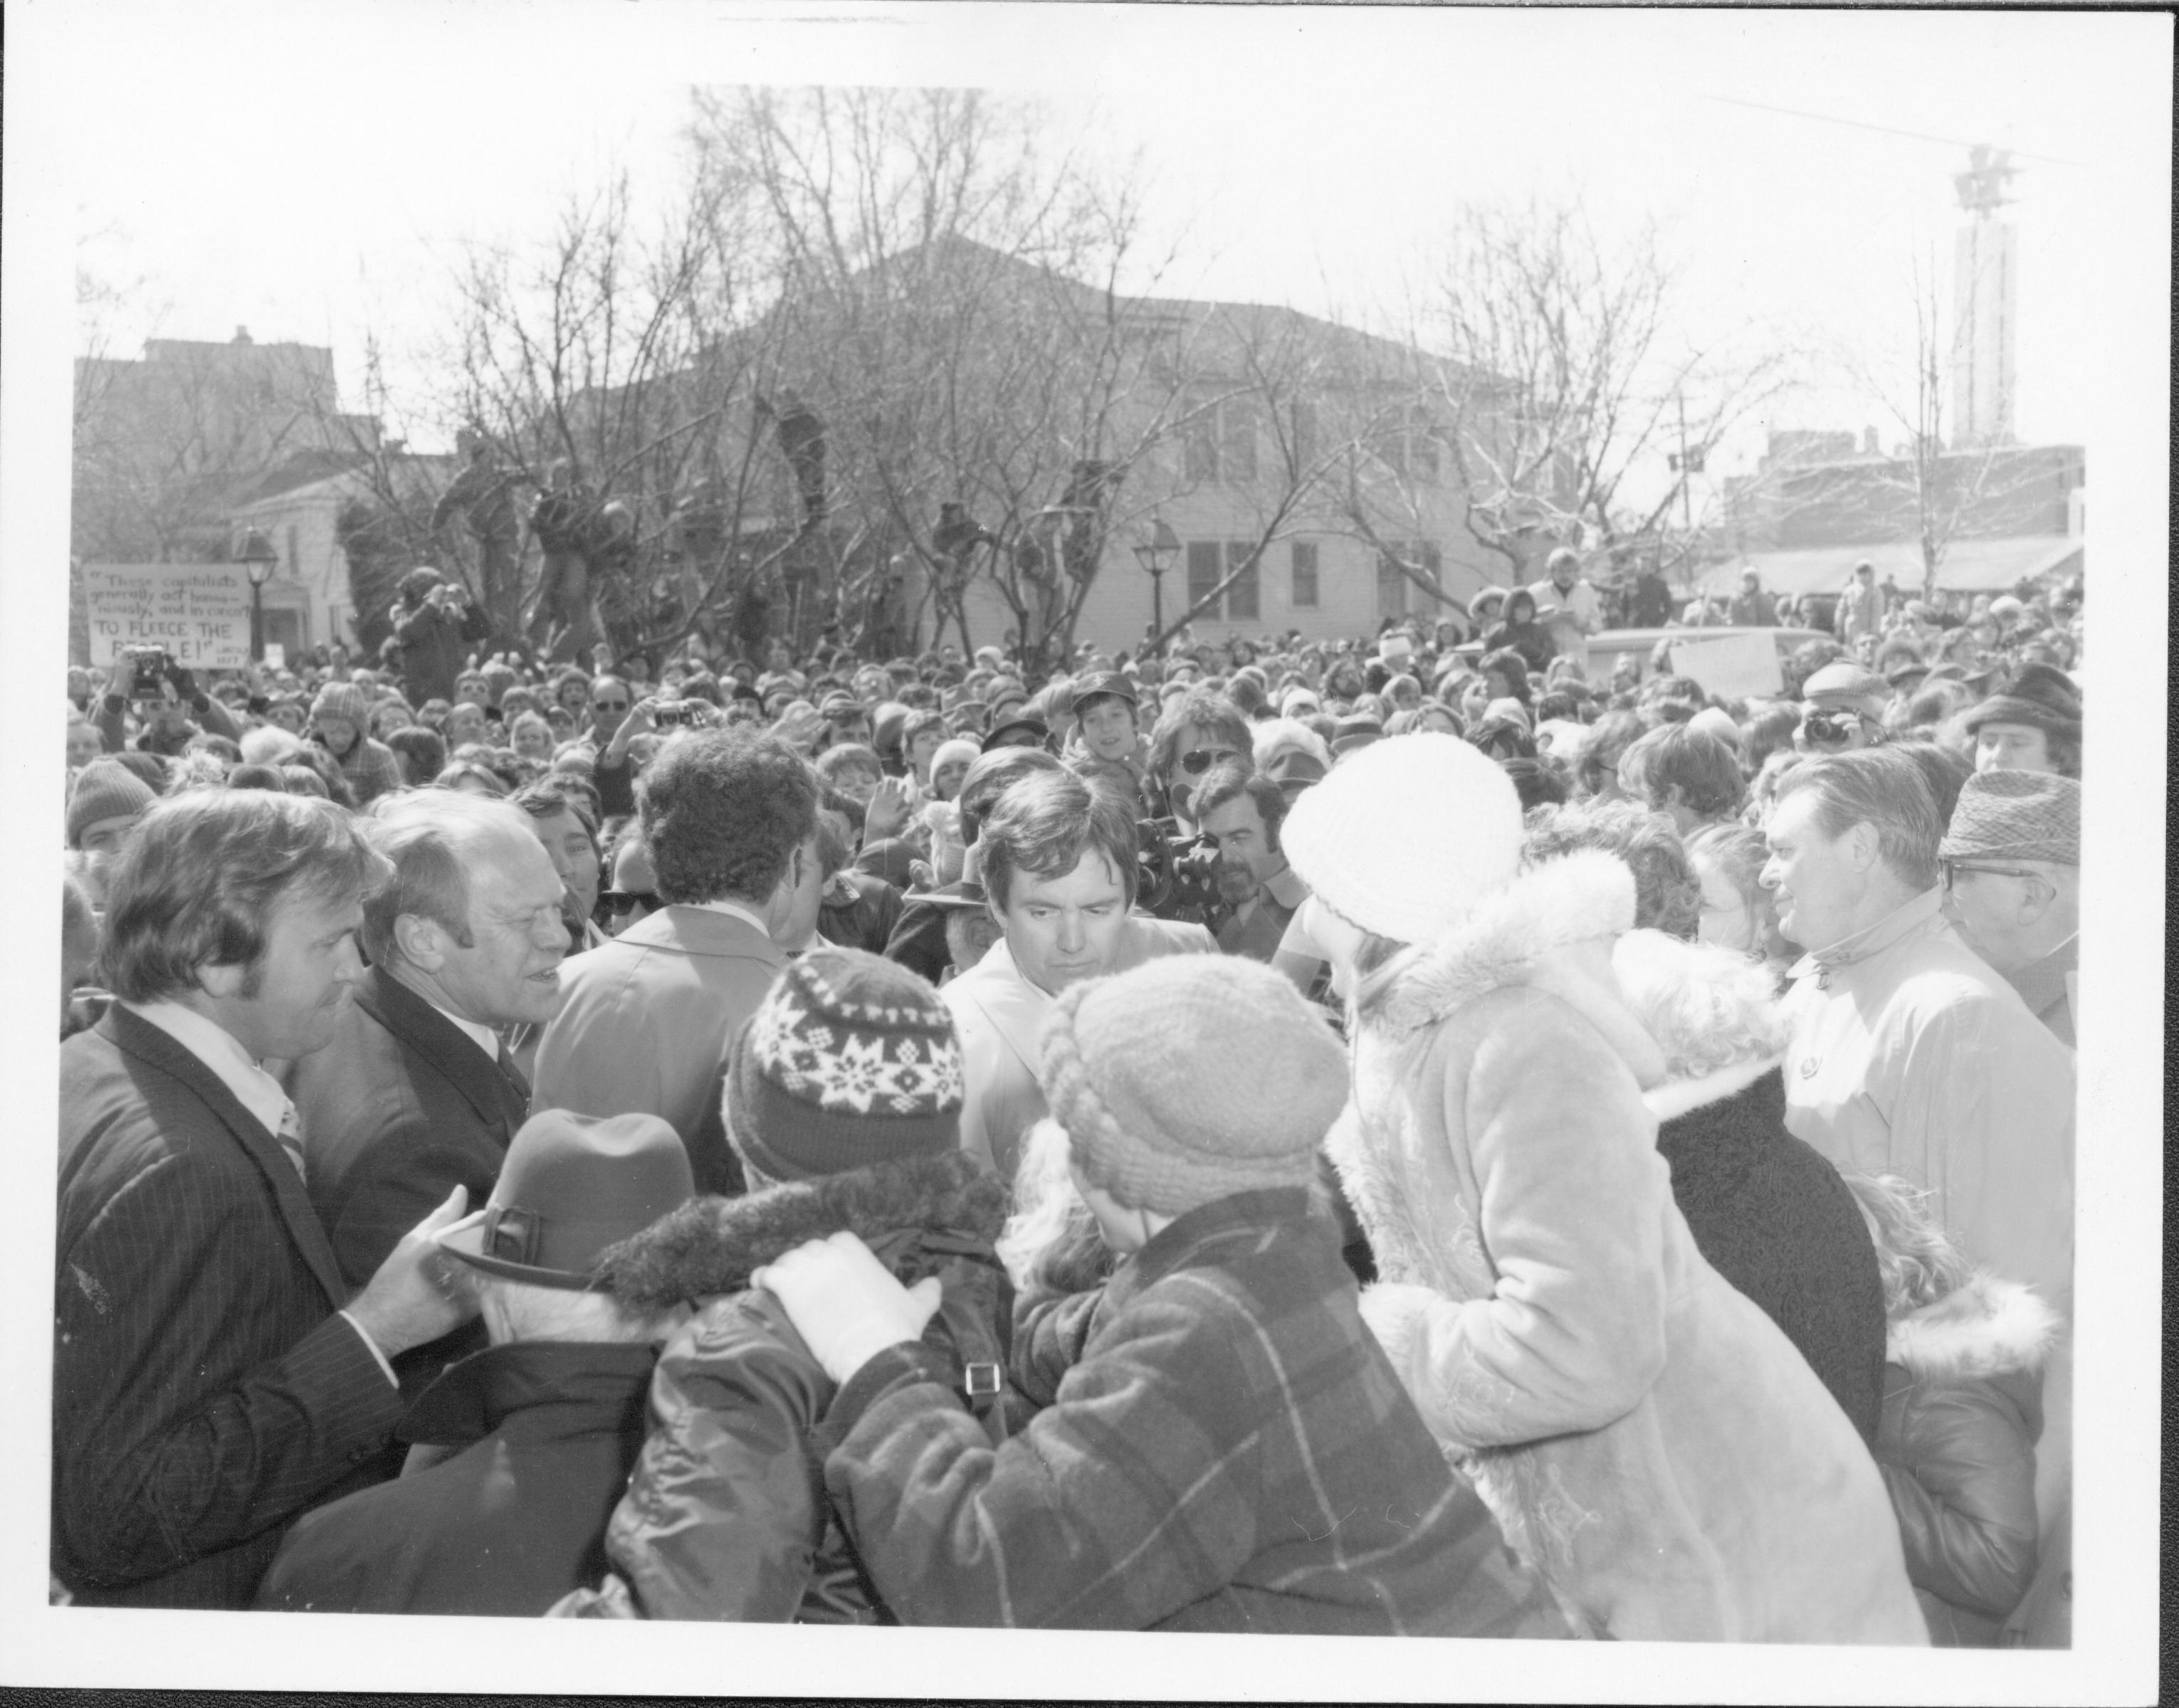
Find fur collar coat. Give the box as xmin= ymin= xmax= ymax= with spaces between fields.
xmin=557 ymin=1152 xmax=1014 ymax=1625
xmin=1876 ymin=1272 xmax=2058 ymax=1645
xmin=1332 ymin=851 xmax=1926 ymax=1645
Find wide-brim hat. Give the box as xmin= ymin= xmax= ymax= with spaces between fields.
xmin=1962 ymin=660 xmax=2083 ymax=740
xmin=438 ymin=1109 xmax=694 ymax=1290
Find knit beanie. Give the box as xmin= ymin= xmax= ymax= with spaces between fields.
xmin=1283 ymin=731 xmax=1522 ymax=944
xmin=1039 ymin=956 xmax=1347 ymax=1218
xmin=723 ymin=946 xmax=964 ymax=1184
xmin=928 ymin=737 xmax=981 ymax=784
xmin=312 ymin=682 xmax=369 ymax=725
xmin=67 ymin=758 xmax=159 ymax=848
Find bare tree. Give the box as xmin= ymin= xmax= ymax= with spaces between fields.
xmin=1408 ymin=199 xmax=1795 ymax=595
xmin=692 ymin=86 xmax=1197 ymax=673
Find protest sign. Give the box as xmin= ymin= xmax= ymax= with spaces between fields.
xmin=1668 ymin=631 xmax=1784 ymax=700
xmin=263 ymin=643 xmax=286 ymax=671
xmin=83 ymin=564 xmax=253 ymax=668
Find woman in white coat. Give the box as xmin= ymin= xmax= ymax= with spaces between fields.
xmin=1281 ymin=734 xmax=1925 ymax=1645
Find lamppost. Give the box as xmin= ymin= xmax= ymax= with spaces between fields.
xmin=1132 ymin=516 xmax=1180 ymax=650
xmin=236 ymin=527 xmax=278 ymax=663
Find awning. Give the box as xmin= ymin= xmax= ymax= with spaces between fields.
xmin=1698 ymin=534 xmax=2084 ymax=598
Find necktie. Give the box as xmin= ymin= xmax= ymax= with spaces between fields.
xmin=495 ymin=1040 xmax=532 ymax=1107
xmin=275 ymin=1099 xmax=308 ymax=1183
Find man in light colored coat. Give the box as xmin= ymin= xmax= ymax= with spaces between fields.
xmin=943 ymin=769 xmax=1211 ymax=1184
xmin=532 ymin=727 xmax=823 ymax=1196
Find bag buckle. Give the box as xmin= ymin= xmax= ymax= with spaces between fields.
xmin=961 ymin=1361 xmax=1002 ymax=1400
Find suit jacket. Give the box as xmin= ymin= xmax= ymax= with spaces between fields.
xmin=255 ymin=1340 xmax=657 ymax=1617
xmin=285 ymin=967 xmax=532 ymax=1289
xmin=54 ymin=1008 xmax=405 ymax=1608
xmin=531 ymin=905 xmax=784 ymax=1196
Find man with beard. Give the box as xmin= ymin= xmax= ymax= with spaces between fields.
xmin=1192 ymin=759 xmax=1308 ymax=964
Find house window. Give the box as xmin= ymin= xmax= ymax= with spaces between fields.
xmin=1183 ymin=396 xmax=1259 ymax=485
xmin=1222 ymin=404 xmax=1257 ymax=484
xmin=1291 ymin=400 xmax=1319 ymax=472
xmin=1290 ymin=539 xmax=1319 ymax=609
xmin=1377 ymin=540 xmax=1442 ymax=620
xmin=1225 ymin=541 xmax=1259 ymax=621
xmin=1184 ymin=404 xmax=1221 ymax=485
xmin=1377 ymin=552 xmax=1406 ymax=618
xmin=1186 ymin=540 xmax=1224 ymax=618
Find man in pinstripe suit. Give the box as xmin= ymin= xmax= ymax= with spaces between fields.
xmin=54 ymin=791 xmax=480 ymax=1608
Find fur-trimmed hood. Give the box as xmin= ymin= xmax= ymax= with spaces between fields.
xmin=1886 ymin=1271 xmax=2062 ymax=1378
xmin=1367 ymin=850 xmax=1666 ymax=1088
xmin=593 ymin=1149 xmax=1009 ymax=1312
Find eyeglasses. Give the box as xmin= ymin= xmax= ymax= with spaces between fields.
xmin=1179 ymin=747 xmax=1241 ymax=776
xmin=1940 ymin=860 xmax=2039 ymax=890
xmin=593 ymin=700 xmax=629 ymax=714
xmin=599 ymin=889 xmax=659 ymax=914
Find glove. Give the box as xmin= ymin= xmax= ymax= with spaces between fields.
xmin=752 ymin=1230 xmax=942 ymax=1386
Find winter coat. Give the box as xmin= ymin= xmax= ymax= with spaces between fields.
xmin=1334 ymin=850 xmax=1926 ymax=1644
xmin=1876 ymin=1272 xmax=2057 ymax=1646
xmin=255 ymin=1341 xmax=657 ymax=1616
xmin=552 ymin=1151 xmax=1014 ymax=1623
xmin=1648 ymin=1059 xmax=1888 ymax=1445
xmin=816 ymin=1186 xmax=1568 ymax=1636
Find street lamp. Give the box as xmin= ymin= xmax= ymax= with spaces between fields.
xmin=1132 ymin=517 xmax=1180 ymax=648
xmin=236 ymin=527 xmax=278 ymax=663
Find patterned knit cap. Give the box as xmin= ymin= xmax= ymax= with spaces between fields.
xmin=1938 ymin=769 xmax=2080 ymax=866
xmin=66 ymin=758 xmax=158 ymax=848
xmin=724 ymin=946 xmax=964 ymax=1183
xmin=1039 ymin=956 xmax=1348 ymax=1218
xmin=312 ymin=682 xmax=370 ymax=725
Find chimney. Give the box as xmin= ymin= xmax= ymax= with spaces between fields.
xmin=233 ymin=326 xmax=253 ymax=345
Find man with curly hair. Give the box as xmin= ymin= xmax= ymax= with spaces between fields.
xmin=532 ymin=728 xmax=825 ymax=1197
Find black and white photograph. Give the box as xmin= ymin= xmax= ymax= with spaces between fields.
xmin=1 ymin=2 xmax=2164 ymax=1701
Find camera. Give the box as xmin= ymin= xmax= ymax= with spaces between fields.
xmin=653 ymin=702 xmax=695 ymax=727
xmin=1137 ymin=823 xmax=1226 ymax=917
xmin=1800 ymin=710 xmax=1864 ymax=749
xmin=125 ymin=645 xmax=172 ymax=700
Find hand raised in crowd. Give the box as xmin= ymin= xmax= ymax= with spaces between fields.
xmin=861 ymin=776 xmax=913 ymax=842
xmin=345 ymin=1186 xmax=481 ymax=1359
xmin=752 ymin=1229 xmax=942 ymax=1386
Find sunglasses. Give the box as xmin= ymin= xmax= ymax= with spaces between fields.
xmin=593 ymin=700 xmax=630 ymax=713
xmin=1939 ymin=860 xmax=2039 ymax=890
xmin=599 ymin=889 xmax=659 ymax=914
xmin=1179 ymin=747 xmax=1241 ymax=776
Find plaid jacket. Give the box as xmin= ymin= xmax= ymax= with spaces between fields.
xmin=335 ymin=734 xmax=404 ymax=805
xmin=819 ymin=1187 xmax=1559 ymax=1635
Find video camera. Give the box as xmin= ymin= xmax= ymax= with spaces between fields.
xmin=1136 ymin=822 xmax=1225 ymax=917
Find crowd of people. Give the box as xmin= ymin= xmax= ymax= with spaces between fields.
xmin=53 ymin=548 xmax=2082 ymax=1646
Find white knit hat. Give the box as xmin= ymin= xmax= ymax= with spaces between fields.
xmin=1281 ymin=732 xmax=1522 ymax=944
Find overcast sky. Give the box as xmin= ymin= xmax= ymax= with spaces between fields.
xmin=36 ymin=2 xmax=2161 ymax=502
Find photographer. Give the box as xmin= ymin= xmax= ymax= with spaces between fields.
xmin=1140 ymin=687 xmax=1251 ymax=927
xmin=94 ymin=650 xmax=243 ymax=759
xmin=1793 ymin=661 xmax=1891 ymax=756
xmin=390 ymin=567 xmax=492 ymax=708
